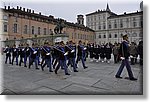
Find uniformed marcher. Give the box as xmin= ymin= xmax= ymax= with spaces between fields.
xmin=24 ymin=43 xmax=31 ymax=67
xmin=76 ymin=40 xmax=88 ymax=69
xmin=18 ymin=44 xmax=25 ymax=66
xmin=4 ymin=45 xmax=11 ymax=64
xmin=115 ymin=34 xmax=137 ymax=81
xmin=11 ymin=44 xmax=18 ymax=65
xmin=41 ymin=42 xmax=53 ymax=72
xmin=28 ymin=43 xmax=39 ymax=70
xmin=66 ymin=41 xmax=78 ymax=72
xmin=54 ymin=41 xmax=70 ymax=75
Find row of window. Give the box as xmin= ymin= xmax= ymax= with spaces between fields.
xmin=87 ymin=14 xmax=106 ymax=22
xmin=8 ymin=23 xmax=53 ymax=35
xmin=88 ymin=20 xmax=143 ymax=30
xmin=98 ymin=33 xmax=141 ymax=39
xmin=71 ymin=33 xmax=95 ymax=40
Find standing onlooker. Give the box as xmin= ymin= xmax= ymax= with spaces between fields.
xmin=138 ymin=41 xmax=143 ymax=66
xmin=112 ymin=43 xmax=119 ymax=63
xmin=129 ymin=42 xmax=138 ymax=65
xmin=105 ymin=43 xmax=112 ymax=63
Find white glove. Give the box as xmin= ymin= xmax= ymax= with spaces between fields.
xmin=6 ymin=51 xmax=9 ymax=54
xmin=130 ymin=55 xmax=133 ymax=58
xmin=14 ymin=49 xmax=16 ymax=52
xmin=84 ymin=47 xmax=87 ymax=50
xmin=71 ymin=50 xmax=75 ymax=53
xmin=27 ymin=48 xmax=29 ymax=51
xmin=22 ymin=49 xmax=24 ymax=51
xmin=64 ymin=52 xmax=68 ymax=56
xmin=120 ymin=57 xmax=125 ymax=60
xmin=46 ymin=53 xmax=50 ymax=55
xmin=33 ymin=51 xmax=37 ymax=54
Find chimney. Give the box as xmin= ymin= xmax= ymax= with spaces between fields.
xmin=20 ymin=7 xmax=22 ymax=10
xmin=29 ymin=9 xmax=31 ymax=13
xmin=23 ymin=8 xmax=25 ymax=12
xmin=32 ymin=10 xmax=34 ymax=13
xmin=4 ymin=6 xmax=6 ymax=9
xmin=124 ymin=12 xmax=126 ymax=14
xmin=8 ymin=6 xmax=10 ymax=10
xmin=17 ymin=6 xmax=19 ymax=9
xmin=39 ymin=12 xmax=41 ymax=15
xmin=27 ymin=9 xmax=29 ymax=12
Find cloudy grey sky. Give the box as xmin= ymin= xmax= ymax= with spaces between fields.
xmin=1 ymin=0 xmax=142 ymax=24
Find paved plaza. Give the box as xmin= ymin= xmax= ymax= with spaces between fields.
xmin=1 ymin=57 xmax=143 ymax=95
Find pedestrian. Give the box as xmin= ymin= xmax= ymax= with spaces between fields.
xmin=93 ymin=44 xmax=100 ymax=62
xmin=100 ymin=44 xmax=105 ymax=62
xmin=115 ymin=34 xmax=137 ymax=81
xmin=89 ymin=43 xmax=94 ymax=62
xmin=129 ymin=42 xmax=138 ymax=65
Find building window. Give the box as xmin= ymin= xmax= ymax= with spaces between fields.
xmin=114 ymin=34 xmax=117 ymax=38
xmin=14 ymin=24 xmax=18 ymax=33
xmin=44 ymin=28 xmax=46 ymax=35
xmin=133 ymin=22 xmax=137 ymax=27
xmin=31 ymin=26 xmax=34 ymax=34
xmin=24 ymin=25 xmax=28 ymax=34
xmin=3 ymin=22 xmax=8 ymax=32
xmin=103 ymin=22 xmax=106 ymax=29
xmin=3 ymin=15 xmax=8 ymax=20
xmin=99 ymin=35 xmax=101 ymax=38
xmin=14 ymin=16 xmax=18 ymax=22
xmin=109 ymin=34 xmax=111 ymax=38
xmin=114 ymin=23 xmax=117 ymax=28
xmin=49 ymin=29 xmax=53 ymax=34
xmin=120 ymin=19 xmax=123 ymax=28
xmin=38 ymin=27 xmax=40 ymax=35
xmin=99 ymin=25 xmax=101 ymax=30
xmin=120 ymin=34 xmax=123 ymax=37
xmin=103 ymin=14 xmax=105 ymax=19
xmin=108 ymin=24 xmax=111 ymax=29
xmin=140 ymin=21 xmax=143 ymax=27
xmin=103 ymin=34 xmax=106 ymax=38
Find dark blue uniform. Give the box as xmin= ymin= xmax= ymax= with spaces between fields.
xmin=11 ymin=47 xmax=18 ymax=65
xmin=4 ymin=46 xmax=11 ymax=64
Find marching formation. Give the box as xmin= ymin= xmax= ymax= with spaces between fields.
xmin=2 ymin=38 xmax=143 ymax=77
xmin=3 ymin=40 xmax=88 ymax=75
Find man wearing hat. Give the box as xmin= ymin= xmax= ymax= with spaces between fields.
xmin=115 ymin=34 xmax=137 ymax=81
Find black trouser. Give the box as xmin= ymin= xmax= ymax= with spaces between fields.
xmin=12 ymin=55 xmax=18 ymax=65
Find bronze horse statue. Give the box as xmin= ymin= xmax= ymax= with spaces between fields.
xmin=54 ymin=19 xmax=65 ymax=34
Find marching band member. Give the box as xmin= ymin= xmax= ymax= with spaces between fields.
xmin=24 ymin=43 xmax=31 ymax=67
xmin=18 ymin=44 xmax=25 ymax=66
xmin=54 ymin=41 xmax=70 ymax=75
xmin=115 ymin=34 xmax=137 ymax=81
xmin=76 ymin=40 xmax=88 ymax=69
xmin=4 ymin=45 xmax=11 ymax=64
xmin=66 ymin=41 xmax=78 ymax=72
xmin=11 ymin=44 xmax=18 ymax=65
xmin=41 ymin=42 xmax=53 ymax=72
xmin=100 ymin=44 xmax=105 ymax=63
xmin=28 ymin=43 xmax=39 ymax=70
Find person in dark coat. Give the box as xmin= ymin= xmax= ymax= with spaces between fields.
xmin=137 ymin=41 xmax=143 ymax=66
xmin=76 ymin=40 xmax=88 ymax=69
xmin=115 ymin=34 xmax=137 ymax=81
xmin=88 ymin=43 xmax=94 ymax=62
xmin=93 ymin=44 xmax=100 ymax=62
xmin=4 ymin=45 xmax=11 ymax=64
xmin=112 ymin=43 xmax=119 ymax=63
xmin=100 ymin=44 xmax=105 ymax=62
xmin=105 ymin=43 xmax=112 ymax=63
xmin=11 ymin=44 xmax=18 ymax=65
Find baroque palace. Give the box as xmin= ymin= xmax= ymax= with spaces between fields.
xmin=86 ymin=3 xmax=143 ymax=44
xmin=0 ymin=6 xmax=95 ymax=46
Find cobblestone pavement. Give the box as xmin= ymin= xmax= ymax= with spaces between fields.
xmin=1 ymin=57 xmax=143 ymax=95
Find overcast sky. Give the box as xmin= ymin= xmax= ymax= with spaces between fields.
xmin=1 ymin=0 xmax=143 ymax=24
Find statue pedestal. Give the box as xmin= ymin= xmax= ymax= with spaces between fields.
xmin=54 ymin=36 xmax=69 ymax=44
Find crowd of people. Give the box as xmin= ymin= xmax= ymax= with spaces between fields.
xmin=2 ymin=37 xmax=143 ymax=77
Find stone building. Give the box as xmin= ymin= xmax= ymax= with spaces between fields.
xmin=86 ymin=3 xmax=143 ymax=44
xmin=0 ymin=6 xmax=95 ymax=46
